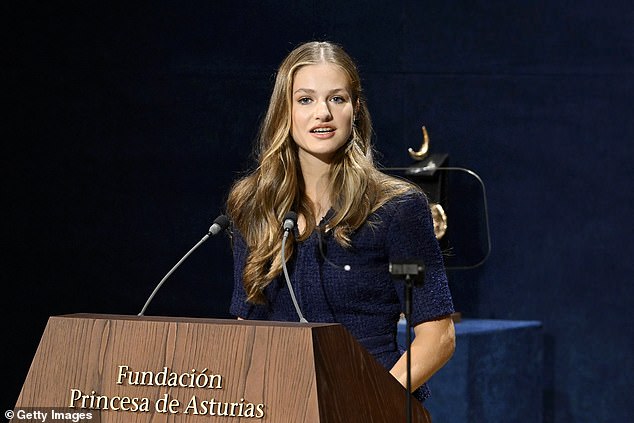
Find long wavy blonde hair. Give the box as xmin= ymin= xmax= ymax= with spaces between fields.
xmin=227 ymin=41 xmax=416 ymax=303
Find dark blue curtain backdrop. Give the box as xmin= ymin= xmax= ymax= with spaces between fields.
xmin=3 ymin=1 xmax=632 ymax=422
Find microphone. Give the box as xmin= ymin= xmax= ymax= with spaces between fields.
xmin=280 ymin=211 xmax=308 ymax=323
xmin=208 ymin=214 xmax=230 ymax=235
xmin=282 ymin=211 xmax=297 ymax=233
xmin=137 ymin=214 xmax=230 ymax=316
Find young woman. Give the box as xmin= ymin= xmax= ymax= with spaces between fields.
xmin=226 ymin=41 xmax=455 ymax=405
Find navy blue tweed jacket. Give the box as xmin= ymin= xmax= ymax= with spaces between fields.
xmin=230 ymin=190 xmax=454 ymax=401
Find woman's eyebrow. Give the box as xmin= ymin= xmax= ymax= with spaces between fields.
xmin=293 ymin=88 xmax=348 ymax=95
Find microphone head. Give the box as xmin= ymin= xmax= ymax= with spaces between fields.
xmin=209 ymin=214 xmax=230 ymax=235
xmin=214 ymin=214 xmax=230 ymax=228
xmin=282 ymin=211 xmax=298 ymax=231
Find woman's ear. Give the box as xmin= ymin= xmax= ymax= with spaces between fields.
xmin=353 ymin=98 xmax=361 ymax=123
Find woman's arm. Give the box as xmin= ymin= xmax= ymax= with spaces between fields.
xmin=389 ymin=316 xmax=456 ymax=391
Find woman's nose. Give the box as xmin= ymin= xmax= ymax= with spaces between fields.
xmin=314 ymin=100 xmax=332 ymax=120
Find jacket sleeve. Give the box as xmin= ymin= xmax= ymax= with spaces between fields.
xmin=387 ymin=191 xmax=455 ymax=324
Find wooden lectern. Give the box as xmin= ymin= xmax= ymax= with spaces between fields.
xmin=14 ymin=314 xmax=430 ymax=422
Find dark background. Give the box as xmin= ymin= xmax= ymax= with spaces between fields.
xmin=3 ymin=1 xmax=633 ymax=422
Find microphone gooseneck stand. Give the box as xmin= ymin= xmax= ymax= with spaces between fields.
xmin=281 ymin=211 xmax=308 ymax=323
xmin=137 ymin=214 xmax=230 ymax=316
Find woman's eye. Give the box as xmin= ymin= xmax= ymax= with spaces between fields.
xmin=330 ymin=96 xmax=345 ymax=104
xmin=298 ymin=97 xmax=312 ymax=105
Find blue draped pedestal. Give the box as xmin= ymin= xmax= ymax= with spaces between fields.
xmin=398 ymin=318 xmax=543 ymax=423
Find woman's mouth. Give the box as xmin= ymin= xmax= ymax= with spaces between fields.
xmin=310 ymin=127 xmax=335 ymax=134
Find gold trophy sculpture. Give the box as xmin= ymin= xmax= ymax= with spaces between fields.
xmin=407 ymin=126 xmax=448 ymax=241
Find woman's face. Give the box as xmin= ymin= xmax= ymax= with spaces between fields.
xmin=291 ymin=63 xmax=354 ymax=164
